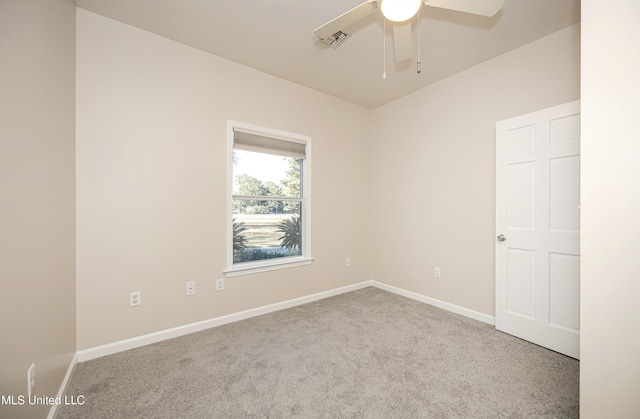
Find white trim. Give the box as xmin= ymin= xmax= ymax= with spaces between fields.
xmin=77 ymin=281 xmax=370 ymax=362
xmin=227 ymin=120 xmax=235 ymax=273
xmin=46 ymin=352 xmax=78 ymax=419
xmin=370 ymin=281 xmax=496 ymax=325
xmin=224 ymin=257 xmax=313 ymax=277
xmin=301 ymin=136 xmax=311 ymax=261
xmin=76 ymin=280 xmax=494 ymax=363
xmin=226 ymin=120 xmax=312 ymax=274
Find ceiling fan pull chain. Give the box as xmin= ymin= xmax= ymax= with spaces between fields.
xmin=417 ymin=9 xmax=422 ymax=74
xmin=382 ymin=17 xmax=387 ymax=79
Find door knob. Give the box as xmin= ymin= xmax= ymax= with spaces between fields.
xmin=497 ymin=234 xmax=506 ymax=242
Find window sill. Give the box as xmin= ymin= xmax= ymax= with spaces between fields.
xmin=224 ymin=257 xmax=314 ymax=278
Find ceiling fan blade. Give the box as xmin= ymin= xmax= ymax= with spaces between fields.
xmin=424 ymin=0 xmax=504 ymax=17
xmin=392 ymin=22 xmax=412 ymax=62
xmin=314 ymin=1 xmax=378 ymax=39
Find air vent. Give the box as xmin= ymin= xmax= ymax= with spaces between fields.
xmin=315 ymin=30 xmax=351 ymax=49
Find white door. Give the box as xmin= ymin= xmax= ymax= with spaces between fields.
xmin=495 ymin=100 xmax=580 ymax=359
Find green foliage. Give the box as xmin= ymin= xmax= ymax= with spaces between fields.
xmin=233 ymin=221 xmax=248 ymax=251
xmin=277 ymin=216 xmax=301 ymax=249
xmin=232 ymin=153 xmax=303 ymax=264
xmin=280 ymin=158 xmax=301 ymax=196
xmin=281 ymin=158 xmax=301 ymax=212
xmin=233 ymin=248 xmax=299 ymax=263
xmin=233 ymin=174 xmax=284 ymax=214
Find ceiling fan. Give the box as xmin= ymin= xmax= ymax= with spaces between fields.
xmin=313 ymin=0 xmax=504 ymax=63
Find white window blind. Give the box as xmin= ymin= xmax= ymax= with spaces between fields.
xmin=233 ymin=127 xmax=306 ymax=159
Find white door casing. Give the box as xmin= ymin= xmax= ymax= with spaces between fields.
xmin=495 ymin=100 xmax=580 ymax=359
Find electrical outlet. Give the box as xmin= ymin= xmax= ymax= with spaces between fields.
xmin=130 ymin=291 xmax=141 ymax=306
xmin=27 ymin=363 xmax=35 ymax=398
xmin=435 ymin=267 xmax=441 ymax=278
xmin=346 ymin=257 xmax=351 ymax=267
xmin=216 ymin=278 xmax=224 ymax=291
xmin=186 ymin=281 xmax=196 ymax=296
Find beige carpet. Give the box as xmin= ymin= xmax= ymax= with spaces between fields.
xmin=57 ymin=287 xmax=579 ymax=418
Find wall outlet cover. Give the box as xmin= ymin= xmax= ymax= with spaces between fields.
xmin=186 ymin=281 xmax=196 ymax=296
xmin=130 ymin=291 xmax=141 ymax=306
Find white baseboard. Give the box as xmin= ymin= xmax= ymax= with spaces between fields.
xmin=370 ymin=281 xmax=495 ymax=325
xmin=47 ymin=352 xmax=78 ymax=419
xmin=76 ymin=280 xmax=494 ymax=363
xmin=76 ymin=281 xmax=372 ymax=362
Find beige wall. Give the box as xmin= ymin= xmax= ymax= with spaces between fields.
xmin=75 ymin=12 xmax=581 ymax=349
xmin=0 ymin=0 xmax=76 ymax=418
xmin=4 ymin=1 xmax=639 ymax=414
xmin=581 ymin=1 xmax=640 ymax=416
xmin=370 ymin=25 xmax=580 ymax=316
xmin=75 ymin=9 xmax=371 ymax=349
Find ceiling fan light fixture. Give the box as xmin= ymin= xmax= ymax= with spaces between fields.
xmin=380 ymin=0 xmax=422 ymax=22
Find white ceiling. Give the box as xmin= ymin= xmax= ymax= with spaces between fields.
xmin=75 ymin=0 xmax=580 ymax=109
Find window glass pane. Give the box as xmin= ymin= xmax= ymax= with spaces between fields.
xmin=233 ymin=201 xmax=302 ymax=264
xmin=233 ymin=149 xmax=301 ymax=198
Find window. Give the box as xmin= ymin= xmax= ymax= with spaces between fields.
xmin=226 ymin=121 xmax=311 ymax=276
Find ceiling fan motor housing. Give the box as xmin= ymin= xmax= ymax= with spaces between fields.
xmin=380 ymin=0 xmax=423 ymax=22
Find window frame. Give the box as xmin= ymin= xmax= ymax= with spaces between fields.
xmin=225 ymin=120 xmax=312 ymax=277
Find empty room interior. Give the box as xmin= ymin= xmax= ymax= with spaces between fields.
xmin=1 ymin=0 xmax=639 ymax=418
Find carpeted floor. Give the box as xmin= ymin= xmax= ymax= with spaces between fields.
xmin=56 ymin=287 xmax=579 ymax=418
